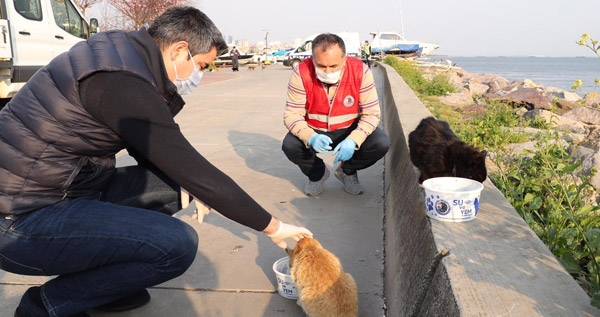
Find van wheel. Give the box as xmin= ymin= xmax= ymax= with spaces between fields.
xmin=291 ymin=60 xmax=301 ymax=70
xmin=0 ymin=98 xmax=9 ymax=110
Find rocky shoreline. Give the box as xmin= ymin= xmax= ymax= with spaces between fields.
xmin=418 ymin=64 xmax=600 ymax=199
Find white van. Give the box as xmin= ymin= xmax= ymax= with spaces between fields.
xmin=283 ymin=32 xmax=360 ymax=69
xmin=0 ymin=0 xmax=97 ymax=99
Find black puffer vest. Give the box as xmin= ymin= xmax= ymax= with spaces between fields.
xmin=0 ymin=30 xmax=160 ymax=216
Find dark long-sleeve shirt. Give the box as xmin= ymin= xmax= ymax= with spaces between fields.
xmin=79 ymin=72 xmax=271 ymax=231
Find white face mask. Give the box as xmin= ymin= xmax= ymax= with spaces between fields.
xmin=173 ymin=49 xmax=203 ymax=95
xmin=315 ymin=67 xmax=341 ymax=84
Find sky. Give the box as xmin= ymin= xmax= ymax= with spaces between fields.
xmin=193 ymin=0 xmax=600 ymax=57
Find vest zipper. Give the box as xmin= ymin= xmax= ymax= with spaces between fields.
xmin=60 ymin=157 xmax=87 ymax=200
xmin=321 ymin=67 xmax=344 ymax=131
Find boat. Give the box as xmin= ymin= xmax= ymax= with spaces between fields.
xmin=369 ymin=31 xmax=439 ymax=57
xmin=214 ymin=52 xmax=254 ymax=66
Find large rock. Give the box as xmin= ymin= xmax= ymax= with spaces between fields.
xmin=585 ymin=93 xmax=600 ymax=107
xmin=522 ymin=79 xmax=543 ymax=89
xmin=501 ymin=126 xmax=544 ymax=134
xmin=466 ymin=82 xmax=490 ymax=95
xmin=447 ymin=73 xmax=465 ymax=90
xmin=563 ymin=107 xmax=600 ymax=125
xmin=571 ymin=146 xmax=600 ymax=190
xmin=501 ymin=126 xmax=586 ymax=144
xmin=562 ymin=133 xmax=587 ymax=144
xmin=487 ymin=77 xmax=510 ymax=92
xmin=581 ymin=128 xmax=600 ymax=151
xmin=505 ymin=139 xmax=568 ymax=158
xmin=505 ymin=141 xmax=537 ymax=158
xmin=471 ymin=73 xmax=500 ymax=84
xmin=460 ymin=104 xmax=487 ymax=120
xmin=544 ymin=86 xmax=583 ymax=102
xmin=523 ymin=109 xmax=587 ymax=134
xmin=515 ymin=107 xmax=529 ymax=116
xmin=554 ymin=99 xmax=581 ymax=115
xmin=503 ymin=80 xmax=523 ymax=93
xmin=439 ymin=92 xmax=474 ymax=107
xmin=498 ymin=88 xmax=552 ymax=110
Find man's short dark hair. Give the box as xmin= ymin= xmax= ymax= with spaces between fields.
xmin=148 ymin=6 xmax=228 ymax=56
xmin=312 ymin=33 xmax=346 ymax=56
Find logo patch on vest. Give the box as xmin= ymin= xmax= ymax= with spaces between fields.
xmin=343 ymin=95 xmax=355 ymax=107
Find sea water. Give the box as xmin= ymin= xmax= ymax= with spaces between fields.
xmin=443 ymin=56 xmax=600 ymax=94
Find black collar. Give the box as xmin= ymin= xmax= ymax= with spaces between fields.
xmin=126 ymin=28 xmax=185 ymax=115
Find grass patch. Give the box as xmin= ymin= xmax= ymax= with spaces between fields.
xmin=384 ymin=56 xmax=455 ymax=96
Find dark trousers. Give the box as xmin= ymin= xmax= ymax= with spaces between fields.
xmin=282 ymin=126 xmax=390 ymax=181
xmin=365 ymin=54 xmax=371 ymax=68
xmin=0 ymin=166 xmax=195 ymax=316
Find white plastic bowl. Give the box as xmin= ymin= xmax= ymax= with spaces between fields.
xmin=272 ymin=257 xmax=298 ymax=299
xmin=422 ymin=177 xmax=484 ymax=222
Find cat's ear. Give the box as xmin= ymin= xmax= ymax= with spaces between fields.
xmin=285 ymin=247 xmax=294 ymax=257
xmin=481 ymin=150 xmax=488 ymax=157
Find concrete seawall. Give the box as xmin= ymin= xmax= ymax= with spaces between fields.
xmin=373 ymin=63 xmax=600 ymax=316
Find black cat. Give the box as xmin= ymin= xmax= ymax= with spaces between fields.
xmin=408 ymin=117 xmax=487 ymax=184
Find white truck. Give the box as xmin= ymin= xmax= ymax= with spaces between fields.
xmin=283 ymin=32 xmax=361 ymax=69
xmin=0 ymin=0 xmax=97 ymax=99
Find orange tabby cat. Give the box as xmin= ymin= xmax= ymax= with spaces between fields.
xmin=286 ymin=237 xmax=358 ymax=317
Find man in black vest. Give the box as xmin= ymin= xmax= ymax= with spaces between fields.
xmin=0 ymin=7 xmax=312 ymax=317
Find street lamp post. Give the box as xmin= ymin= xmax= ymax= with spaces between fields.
xmin=263 ymin=29 xmax=269 ymax=61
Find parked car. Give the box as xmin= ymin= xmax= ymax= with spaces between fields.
xmin=0 ymin=0 xmax=98 ymax=100
xmin=283 ymin=32 xmax=361 ymax=69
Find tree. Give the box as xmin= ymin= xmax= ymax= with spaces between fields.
xmin=72 ymin=0 xmax=101 ymax=18
xmin=106 ymin=0 xmax=190 ymax=31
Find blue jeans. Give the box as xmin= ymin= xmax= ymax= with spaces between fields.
xmin=0 ymin=166 xmax=198 ymax=316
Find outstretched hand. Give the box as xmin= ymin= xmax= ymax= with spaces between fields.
xmin=267 ymin=221 xmax=313 ymax=249
xmin=181 ymin=187 xmax=211 ymax=224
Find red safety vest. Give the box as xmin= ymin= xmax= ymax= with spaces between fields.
xmin=298 ymin=57 xmax=363 ymax=132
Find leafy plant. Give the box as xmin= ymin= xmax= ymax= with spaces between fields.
xmin=396 ymin=58 xmax=600 ymax=306
xmin=385 ymin=56 xmax=455 ymax=96
xmin=428 ymin=102 xmax=532 ymax=150
xmin=573 ymin=34 xmax=600 ymax=108
xmin=489 ymin=136 xmax=600 ymax=301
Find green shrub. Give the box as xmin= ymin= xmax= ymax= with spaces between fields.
xmin=490 ymin=137 xmax=600 ymax=303
xmin=384 ymin=56 xmax=455 ymax=96
xmin=424 ymin=74 xmax=456 ymax=96
xmin=430 ymin=102 xmax=530 ymax=150
xmin=389 ymin=47 xmax=600 ymax=307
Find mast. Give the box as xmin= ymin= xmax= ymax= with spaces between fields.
xmin=398 ymin=0 xmax=405 ymax=39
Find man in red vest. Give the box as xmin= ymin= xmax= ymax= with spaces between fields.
xmin=282 ymin=33 xmax=389 ymax=196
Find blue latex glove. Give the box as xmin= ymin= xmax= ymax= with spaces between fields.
xmin=308 ymin=134 xmax=333 ymax=153
xmin=333 ymin=139 xmax=356 ymax=164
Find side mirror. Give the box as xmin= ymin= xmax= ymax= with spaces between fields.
xmin=90 ymin=18 xmax=99 ymax=34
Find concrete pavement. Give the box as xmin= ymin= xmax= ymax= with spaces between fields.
xmin=0 ymin=64 xmax=386 ymax=316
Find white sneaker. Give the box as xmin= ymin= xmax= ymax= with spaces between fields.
xmin=304 ymin=168 xmax=330 ymax=196
xmin=335 ymin=166 xmax=363 ymax=195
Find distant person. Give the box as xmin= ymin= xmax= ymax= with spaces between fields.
xmin=282 ymin=33 xmax=389 ymax=196
xmin=364 ymin=40 xmax=372 ymax=68
xmin=230 ymin=45 xmax=240 ymax=71
xmin=0 ymin=6 xmax=311 ymax=317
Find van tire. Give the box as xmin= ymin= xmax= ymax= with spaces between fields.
xmin=0 ymin=98 xmax=9 ymax=110
xmin=291 ymin=60 xmax=301 ymax=70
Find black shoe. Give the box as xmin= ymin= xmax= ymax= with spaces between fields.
xmin=15 ymin=306 xmax=89 ymax=317
xmin=14 ymin=287 xmax=50 ymax=317
xmin=14 ymin=287 xmax=89 ymax=317
xmin=95 ymin=289 xmax=151 ymax=312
